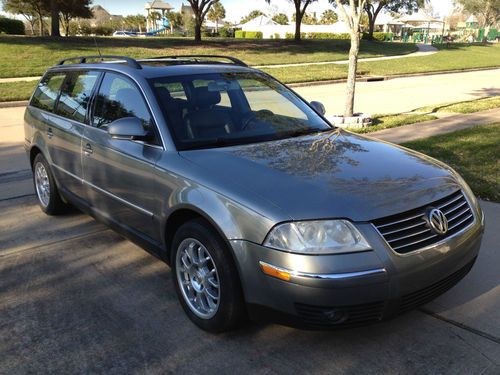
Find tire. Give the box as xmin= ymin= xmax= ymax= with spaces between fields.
xmin=171 ymin=218 xmax=245 ymax=333
xmin=32 ymin=153 xmax=67 ymax=215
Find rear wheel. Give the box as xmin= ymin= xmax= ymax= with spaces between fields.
xmin=32 ymin=153 xmax=67 ymax=215
xmin=171 ymin=219 xmax=245 ymax=332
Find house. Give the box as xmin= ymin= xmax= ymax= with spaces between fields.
xmin=88 ymin=5 xmax=124 ymax=27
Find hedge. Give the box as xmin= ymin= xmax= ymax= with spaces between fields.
xmin=235 ymin=30 xmax=262 ymax=39
xmin=0 ymin=16 xmax=25 ymax=35
xmin=286 ymin=32 xmax=350 ymax=40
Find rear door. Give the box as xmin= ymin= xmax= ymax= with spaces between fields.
xmin=50 ymin=70 xmax=101 ymax=198
xmin=82 ymin=71 xmax=163 ymax=242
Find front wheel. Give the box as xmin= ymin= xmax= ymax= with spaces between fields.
xmin=171 ymin=219 xmax=245 ymax=333
xmin=32 ymin=153 xmax=67 ymax=215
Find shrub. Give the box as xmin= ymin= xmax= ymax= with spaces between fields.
xmin=274 ymin=32 xmax=280 ymax=39
xmin=68 ymin=21 xmax=79 ymax=36
xmin=79 ymin=20 xmax=92 ymax=36
xmin=93 ymin=25 xmax=113 ymax=36
xmin=306 ymin=32 xmax=350 ymax=39
xmin=0 ymin=16 xmax=25 ymax=35
xmin=219 ymin=27 xmax=234 ymax=38
xmin=235 ymin=30 xmax=245 ymax=38
xmin=244 ymin=31 xmax=263 ymax=39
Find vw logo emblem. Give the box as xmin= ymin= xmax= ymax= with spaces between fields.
xmin=427 ymin=208 xmax=448 ymax=235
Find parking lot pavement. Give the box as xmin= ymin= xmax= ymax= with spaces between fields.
xmin=1 ymin=104 xmax=499 ymax=375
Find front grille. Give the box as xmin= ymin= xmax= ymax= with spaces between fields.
xmin=372 ymin=190 xmax=474 ymax=254
xmin=399 ymin=257 xmax=476 ymax=313
xmin=295 ymin=301 xmax=385 ymax=327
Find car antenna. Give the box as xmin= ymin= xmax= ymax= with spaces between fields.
xmin=93 ymin=36 xmax=103 ymax=60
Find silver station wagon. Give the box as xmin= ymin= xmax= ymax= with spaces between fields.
xmin=25 ymin=55 xmax=485 ymax=332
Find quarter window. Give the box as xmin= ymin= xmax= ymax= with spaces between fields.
xmin=56 ymin=71 xmax=100 ymax=123
xmin=93 ymin=73 xmax=154 ymax=134
xmin=30 ymin=73 xmax=66 ymax=112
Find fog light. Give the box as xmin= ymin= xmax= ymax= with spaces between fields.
xmin=259 ymin=261 xmax=291 ymax=281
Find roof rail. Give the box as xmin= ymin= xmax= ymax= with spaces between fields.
xmin=57 ymin=55 xmax=142 ymax=69
xmin=140 ymin=55 xmax=248 ymax=67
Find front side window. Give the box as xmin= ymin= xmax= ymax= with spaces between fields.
xmin=92 ymin=72 xmax=154 ymax=135
xmin=149 ymin=72 xmax=331 ymax=150
xmin=30 ymin=72 xmax=66 ymax=112
xmin=56 ymin=71 xmax=100 ymax=123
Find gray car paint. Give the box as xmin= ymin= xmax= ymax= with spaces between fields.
xmin=24 ymin=61 xmax=484 ymax=325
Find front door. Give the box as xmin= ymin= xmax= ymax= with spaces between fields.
xmin=82 ymin=72 xmax=163 ymax=242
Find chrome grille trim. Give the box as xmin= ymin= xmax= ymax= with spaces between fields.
xmin=372 ymin=190 xmax=475 ymax=254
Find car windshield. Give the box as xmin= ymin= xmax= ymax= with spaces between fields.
xmin=149 ymin=72 xmax=332 ymax=150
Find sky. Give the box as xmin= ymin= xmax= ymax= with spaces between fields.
xmin=94 ymin=0 xmax=455 ymax=22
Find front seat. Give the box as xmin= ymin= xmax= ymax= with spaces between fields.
xmin=184 ymin=87 xmax=234 ymax=139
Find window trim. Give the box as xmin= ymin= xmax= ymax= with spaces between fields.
xmin=90 ymin=70 xmax=163 ymax=148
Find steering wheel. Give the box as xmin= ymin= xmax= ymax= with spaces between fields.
xmin=241 ymin=110 xmax=275 ymax=130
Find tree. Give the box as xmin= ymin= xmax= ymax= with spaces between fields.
xmin=330 ymin=0 xmax=367 ymax=117
xmin=456 ymin=0 xmax=500 ymax=29
xmin=2 ymin=0 xmax=47 ymax=35
xmin=320 ymin=9 xmax=338 ymax=24
xmin=207 ymin=0 xmax=225 ymax=32
xmin=292 ymin=11 xmax=319 ymax=24
xmin=59 ymin=0 xmax=91 ymax=36
xmin=165 ymin=11 xmax=183 ymax=32
xmin=186 ymin=0 xmax=217 ymax=41
xmin=240 ymin=10 xmax=265 ymax=24
xmin=272 ymin=13 xmax=289 ymax=25
xmin=336 ymin=1 xmax=425 ymax=39
xmin=267 ymin=1 xmax=318 ymax=41
xmin=124 ymin=14 xmax=147 ymax=33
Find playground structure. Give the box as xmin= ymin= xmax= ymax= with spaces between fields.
xmin=145 ymin=0 xmax=173 ymax=35
xmin=455 ymin=15 xmax=498 ymax=43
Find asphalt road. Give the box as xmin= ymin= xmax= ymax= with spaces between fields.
xmin=1 ymin=74 xmax=500 ymax=374
xmin=295 ymin=68 xmax=500 ymax=115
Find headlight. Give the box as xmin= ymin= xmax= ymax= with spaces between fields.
xmin=263 ymin=220 xmax=371 ymax=254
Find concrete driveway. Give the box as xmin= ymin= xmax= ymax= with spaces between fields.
xmin=1 ymin=100 xmax=499 ymax=374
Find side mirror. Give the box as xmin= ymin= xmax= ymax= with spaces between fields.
xmin=310 ymin=101 xmax=326 ymax=116
xmin=107 ymin=117 xmax=151 ymax=141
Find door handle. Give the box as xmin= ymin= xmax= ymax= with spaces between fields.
xmin=47 ymin=127 xmax=53 ymax=139
xmin=83 ymin=143 xmax=93 ymax=155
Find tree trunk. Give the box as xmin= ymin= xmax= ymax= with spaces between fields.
xmin=367 ymin=13 xmax=375 ymax=39
xmin=50 ymin=0 xmax=60 ymax=37
xmin=38 ymin=14 xmax=44 ymax=36
xmin=344 ymin=32 xmax=360 ymax=117
xmin=194 ymin=17 xmax=202 ymax=41
xmin=294 ymin=15 xmax=302 ymax=41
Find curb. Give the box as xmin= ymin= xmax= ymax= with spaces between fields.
xmin=287 ymin=66 xmax=500 ymax=88
xmin=0 ymin=100 xmax=29 ymax=108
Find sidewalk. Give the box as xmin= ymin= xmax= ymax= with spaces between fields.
xmin=369 ymin=107 xmax=500 ymax=144
xmin=255 ymin=44 xmax=438 ymax=69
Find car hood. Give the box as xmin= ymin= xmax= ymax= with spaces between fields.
xmin=180 ymin=130 xmax=462 ymax=222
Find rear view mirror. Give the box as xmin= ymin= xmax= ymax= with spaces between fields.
xmin=310 ymin=101 xmax=326 ymax=116
xmin=107 ymin=117 xmax=151 ymax=141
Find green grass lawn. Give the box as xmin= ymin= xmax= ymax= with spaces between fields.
xmin=415 ymin=96 xmax=500 ymax=114
xmin=402 ymin=123 xmax=500 ymax=202
xmin=0 ymin=36 xmax=416 ymax=78
xmin=263 ymin=43 xmax=500 ymax=83
xmin=351 ymin=113 xmax=438 ymax=133
xmin=0 ymin=80 xmax=37 ymax=102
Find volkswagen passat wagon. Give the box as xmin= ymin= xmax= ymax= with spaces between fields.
xmin=25 ymin=55 xmax=485 ymax=332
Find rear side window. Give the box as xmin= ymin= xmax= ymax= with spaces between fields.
xmin=30 ymin=73 xmax=66 ymax=112
xmin=56 ymin=71 xmax=100 ymax=123
xmin=93 ymin=72 xmax=153 ymax=131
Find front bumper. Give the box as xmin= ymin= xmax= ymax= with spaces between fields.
xmin=230 ymin=208 xmax=485 ymax=329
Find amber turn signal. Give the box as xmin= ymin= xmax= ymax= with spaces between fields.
xmin=259 ymin=261 xmax=291 ymax=281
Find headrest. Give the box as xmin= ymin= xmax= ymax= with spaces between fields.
xmin=194 ymin=86 xmax=221 ymax=108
